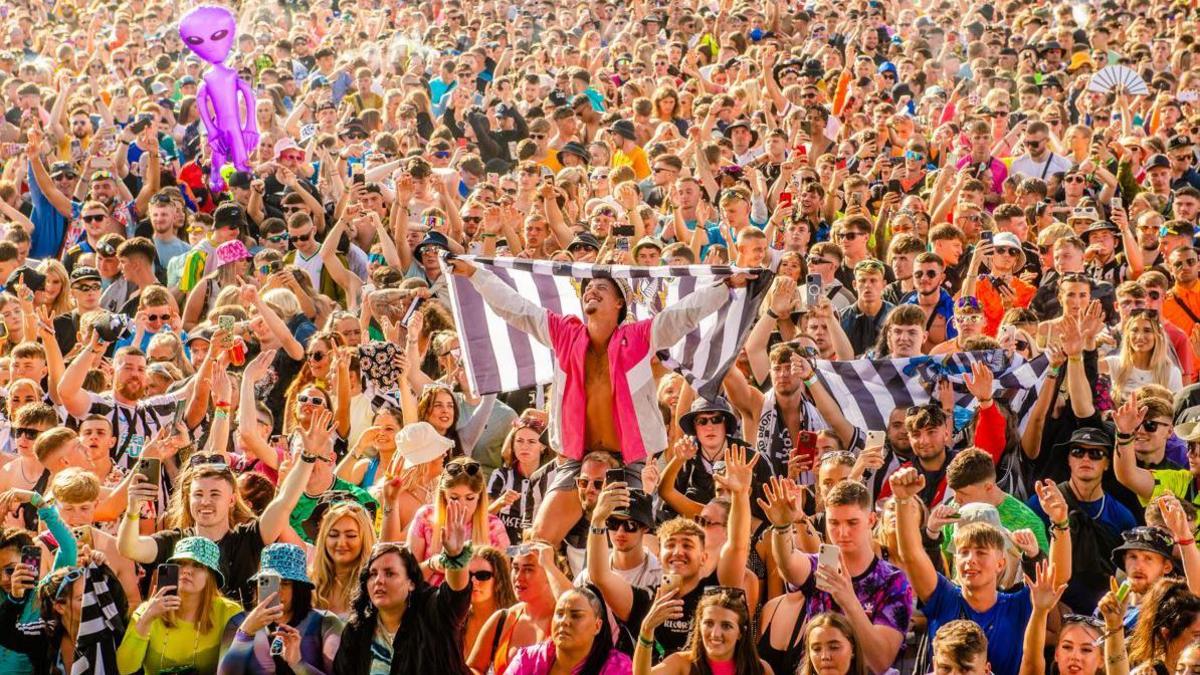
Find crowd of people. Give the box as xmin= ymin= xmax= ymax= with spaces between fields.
xmin=3 ymin=0 xmax=1200 ymax=673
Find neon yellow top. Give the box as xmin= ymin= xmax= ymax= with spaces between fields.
xmin=116 ymin=595 xmax=243 ymax=674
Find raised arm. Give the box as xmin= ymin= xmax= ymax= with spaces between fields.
xmin=117 ymin=472 xmax=164 ymax=564
xmin=241 ymin=285 xmax=305 ymax=361
xmin=587 ymin=483 xmax=636 ymax=620
xmin=716 ymin=445 xmax=757 ymax=586
xmin=1112 ymin=392 xmax=1157 ymax=502
xmin=449 ymin=259 xmax=552 ymax=346
xmin=891 ymin=468 xmax=940 ymax=601
xmin=259 ymin=411 xmax=325 ymax=544
xmin=1035 ymin=480 xmax=1073 ymax=586
xmin=759 ymin=475 xmax=815 ymax=587
xmin=59 ymin=332 xmax=105 ymax=418
xmin=1020 ymin=561 xmax=1065 ymax=675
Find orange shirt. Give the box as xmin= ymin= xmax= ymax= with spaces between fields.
xmin=1164 ymin=280 xmax=1200 ymax=337
xmin=975 ymin=276 xmax=1035 ymax=336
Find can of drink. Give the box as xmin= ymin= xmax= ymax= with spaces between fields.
xmin=231 ymin=337 xmax=246 ymax=367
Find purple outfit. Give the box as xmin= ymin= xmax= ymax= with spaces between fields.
xmin=502 ymin=641 xmax=632 ymax=675
xmin=791 ymin=554 xmax=915 ymax=636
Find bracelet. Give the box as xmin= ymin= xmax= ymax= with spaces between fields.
xmin=125 ymin=510 xmax=140 ymax=521
xmin=803 ymin=376 xmax=817 ymax=387
xmin=437 ymin=541 xmax=475 ymax=571
xmin=1050 ymin=520 xmax=1070 ymax=532
xmin=1068 ymin=354 xmax=1083 ymax=362
xmin=590 ymin=525 xmax=607 ymax=536
xmin=1179 ymin=539 xmax=1196 ymax=547
xmin=29 ymin=493 xmax=44 ymax=508
xmin=637 ymin=634 xmax=655 ymax=648
xmin=771 ymin=523 xmax=793 ymax=532
xmin=299 ymin=453 xmax=318 ymax=464
xmin=234 ymin=629 xmax=255 ymax=643
xmin=213 ymin=410 xmax=227 ymax=420
xmin=1115 ymin=431 xmax=1134 ymax=441
xmin=1047 ymin=365 xmax=1061 ymax=378
xmin=766 ymin=308 xmax=780 ymax=320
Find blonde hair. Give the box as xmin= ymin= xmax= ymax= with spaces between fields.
xmin=36 ymin=259 xmax=71 ymax=316
xmin=50 ymin=467 xmax=100 ymax=504
xmin=262 ymin=288 xmax=302 ymax=319
xmin=1114 ymin=313 xmax=1174 ymax=402
xmin=310 ymin=502 xmax=377 ymax=613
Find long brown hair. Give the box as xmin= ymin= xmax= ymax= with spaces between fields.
xmin=472 ymin=545 xmax=517 ymax=611
xmin=684 ymin=588 xmax=765 ymax=675
xmin=797 ymin=612 xmax=869 ymax=675
xmin=1129 ymin=578 xmax=1200 ymax=666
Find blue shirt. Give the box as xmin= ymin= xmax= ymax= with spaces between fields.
xmin=899 ymin=288 xmax=958 ymax=339
xmin=26 ymin=160 xmax=67 ymax=259
xmin=924 ymin=574 xmax=1031 ymax=675
xmin=1027 ymin=491 xmax=1136 ymax=543
xmin=116 ymin=327 xmax=191 ymax=355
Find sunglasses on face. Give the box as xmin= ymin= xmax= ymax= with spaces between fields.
xmin=462 ymin=215 xmax=483 ymax=224
xmin=606 ymin=517 xmax=642 ymax=532
xmin=470 ymin=569 xmax=495 ymax=581
xmin=291 ymin=232 xmax=314 ymax=243
xmin=1015 ymin=339 xmax=1030 ymax=351
xmin=836 ymin=231 xmax=865 ymax=241
xmin=576 ymin=477 xmax=604 ymax=490
xmin=693 ymin=414 xmax=725 ymax=426
xmin=914 ymin=269 xmax=940 ymax=279
xmin=807 ymin=257 xmax=832 ymax=266
xmin=297 ymin=394 xmax=327 ymax=406
xmin=1069 ymin=446 xmax=1107 ymax=461
xmin=266 ymin=233 xmax=289 ymax=243
xmin=81 ymin=214 xmax=106 ymax=223
xmin=696 ymin=516 xmax=726 ymax=528
xmin=260 ymin=263 xmax=283 ymax=275
xmin=994 ymin=247 xmax=1020 ymax=256
xmin=145 ymin=313 xmax=170 ymax=322
xmin=280 ymin=152 xmax=305 ymax=162
xmin=445 ymin=460 xmax=481 ymax=477
xmin=73 ymin=283 xmax=100 ymax=293
xmin=12 ymin=427 xmax=39 ymax=440
xmin=1141 ymin=419 xmax=1169 ymax=433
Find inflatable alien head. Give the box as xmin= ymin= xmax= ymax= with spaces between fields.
xmin=179 ymin=5 xmax=236 ymax=65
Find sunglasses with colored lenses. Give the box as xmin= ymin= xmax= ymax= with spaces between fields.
xmin=309 ymin=351 xmax=327 ymax=362
xmin=297 ymin=394 xmax=327 ymax=406
xmin=266 ymin=233 xmax=289 ymax=243
xmin=259 ymin=263 xmax=283 ymax=275
xmin=1069 ymin=447 xmax=1107 ymax=461
xmin=81 ymin=214 xmax=106 ymax=223
xmin=576 ymin=477 xmax=604 ymax=490
xmin=693 ymin=414 xmax=726 ymax=426
xmin=445 ymin=460 xmax=481 ymax=477
xmin=606 ymin=518 xmax=643 ymax=532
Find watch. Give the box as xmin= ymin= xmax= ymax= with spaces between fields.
xmin=299 ymin=453 xmax=319 ymax=464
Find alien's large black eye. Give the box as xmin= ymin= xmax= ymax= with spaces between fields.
xmin=210 ymin=29 xmax=228 ymax=41
xmin=186 ymin=36 xmax=204 ymax=45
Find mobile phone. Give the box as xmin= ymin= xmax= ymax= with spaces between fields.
xmin=616 ymin=236 xmax=630 ymax=251
xmin=219 ymin=314 xmax=235 ymax=332
xmin=72 ymin=525 xmax=93 ymax=548
xmin=605 ymin=468 xmax=626 ymax=486
xmin=20 ymin=545 xmax=41 ymax=579
xmin=889 ymin=156 xmax=903 ymax=166
xmin=998 ymin=324 xmax=1017 ymax=343
xmin=1111 ymin=196 xmax=1123 ymax=211
xmin=887 ymin=179 xmax=901 ymax=193
xmin=793 ymin=430 xmax=818 ymax=466
xmin=457 ymin=137 xmax=468 ymax=149
xmin=135 ymin=457 xmax=161 ymax=485
xmin=257 ymin=571 xmax=282 ymax=606
xmin=836 ymin=158 xmax=847 ymax=170
xmin=866 ymin=430 xmax=886 ymax=448
xmin=779 ymin=191 xmax=793 ymax=207
xmin=352 ymin=163 xmax=365 ymax=185
xmin=849 ymin=192 xmax=863 ymax=207
xmin=817 ymin=543 xmax=841 ymax=574
xmin=981 ymin=231 xmax=993 ymax=244
xmin=805 ymin=273 xmax=823 ymax=309
xmin=661 ymin=572 xmax=682 ymax=593
xmin=156 ymin=563 xmax=179 ymax=596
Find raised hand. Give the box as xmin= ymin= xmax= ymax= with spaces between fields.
xmin=1024 ymin=559 xmax=1066 ymax=612
xmin=1035 ymin=480 xmax=1069 ymax=526
xmin=125 ymin=472 xmax=158 ymax=513
xmin=1156 ymin=494 xmax=1194 ymax=544
xmin=641 ymin=588 xmax=684 ymax=633
xmin=300 ymin=408 xmax=336 ymax=455
xmin=1010 ymin=529 xmax=1040 ymax=558
xmin=713 ymin=444 xmax=759 ymax=495
xmin=1113 ymin=390 xmax=1146 ymax=436
xmin=442 ymin=497 xmax=471 ymax=556
xmin=888 ymin=467 xmax=926 ymax=501
xmin=756 ymin=475 xmax=802 ymax=527
xmin=240 ymin=592 xmax=285 ymax=634
xmin=962 ymin=361 xmax=994 ymax=403
xmin=926 ymin=503 xmax=960 ymax=533
xmin=1097 ymin=576 xmax=1130 ymax=632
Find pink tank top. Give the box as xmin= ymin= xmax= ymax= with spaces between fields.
xmin=709 ymin=658 xmax=736 ymax=675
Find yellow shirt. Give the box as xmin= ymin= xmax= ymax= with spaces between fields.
xmin=612 ymin=145 xmax=651 ymax=180
xmin=117 ymin=595 xmax=243 ymax=674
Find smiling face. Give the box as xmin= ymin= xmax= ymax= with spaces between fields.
xmin=188 ymin=475 xmax=234 ymax=529
xmin=325 ymin=515 xmax=363 ymax=567
xmin=1055 ymin=623 xmax=1102 ymax=675
xmin=179 ymin=6 xmax=236 ymax=65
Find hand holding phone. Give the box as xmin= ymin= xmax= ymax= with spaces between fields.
xmin=156 ymin=563 xmax=179 ymax=596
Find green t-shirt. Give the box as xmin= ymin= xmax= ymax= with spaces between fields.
xmin=290 ymin=477 xmax=379 ymax=543
xmin=1148 ymin=469 xmax=1200 ymax=507
xmin=941 ymin=494 xmax=1050 ymax=554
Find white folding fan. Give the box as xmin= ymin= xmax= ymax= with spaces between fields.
xmin=1088 ymin=65 xmax=1150 ymax=96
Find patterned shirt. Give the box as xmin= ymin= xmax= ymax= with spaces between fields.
xmin=792 ymin=553 xmax=914 ymax=638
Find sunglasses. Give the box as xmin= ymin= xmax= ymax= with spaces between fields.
xmin=1069 ymin=447 xmax=1107 ymax=461
xmin=73 ymin=283 xmax=101 ymax=292
xmin=12 ymin=427 xmax=39 ymax=440
xmin=280 ymin=152 xmax=305 ymax=162
xmin=530 ymin=133 xmax=547 ymax=140
xmin=576 ymin=477 xmax=604 ymax=490
xmin=81 ymin=214 xmax=106 ymax=223
xmin=693 ymin=414 xmax=726 ymax=426
xmin=462 ymin=215 xmax=483 ymax=224
xmin=291 ymin=232 xmax=314 ymax=243
xmin=1064 ymin=176 xmax=1086 ymax=184
xmin=445 ymin=460 xmax=481 ymax=477
xmin=701 ymin=586 xmax=748 ymax=603
xmin=266 ymin=233 xmax=289 ymax=243
xmin=368 ymin=254 xmax=386 ymax=265
xmin=259 ymin=263 xmax=283 ymax=276
xmin=696 ymin=516 xmax=726 ymax=528
xmin=187 ymin=453 xmax=230 ymax=468
xmin=836 ymin=231 xmax=866 ymax=241
xmin=297 ymin=394 xmax=327 ymax=406
xmin=994 ymin=247 xmax=1020 ymax=256
xmin=54 ymin=566 xmax=87 ymax=600
xmin=914 ymin=269 xmax=940 ymax=279
xmin=309 ymin=350 xmax=327 ymax=362
xmin=807 ymin=257 xmax=832 ymax=266
xmin=606 ymin=517 xmax=643 ymax=532
xmin=1141 ymin=419 xmax=1169 ymax=433
xmin=1015 ymin=339 xmax=1030 ymax=351
xmin=470 ymin=569 xmax=495 ymax=581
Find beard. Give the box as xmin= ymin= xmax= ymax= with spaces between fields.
xmin=117 ymin=378 xmax=144 ymax=402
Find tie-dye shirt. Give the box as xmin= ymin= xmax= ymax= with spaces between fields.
xmin=791 ymin=553 xmax=915 ymax=637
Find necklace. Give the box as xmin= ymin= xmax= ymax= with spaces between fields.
xmin=16 ymin=459 xmax=38 ymax=486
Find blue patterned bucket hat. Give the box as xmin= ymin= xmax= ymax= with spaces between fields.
xmin=169 ymin=536 xmax=224 ymax=586
xmin=251 ymin=543 xmax=312 ymax=586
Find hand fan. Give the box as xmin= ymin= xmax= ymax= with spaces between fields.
xmin=1088 ymin=65 xmax=1149 ymax=96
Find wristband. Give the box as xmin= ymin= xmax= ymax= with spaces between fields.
xmin=590 ymin=525 xmax=608 ymax=536
xmin=213 ymin=410 xmax=228 ymax=420
xmin=1068 ymin=354 xmax=1083 ymax=362
xmin=1115 ymin=431 xmax=1134 ymax=441
xmin=803 ymin=376 xmax=818 ymax=387
xmin=125 ymin=510 xmax=140 ymax=521
xmin=1179 ymin=539 xmax=1196 ymax=547
xmin=638 ymin=634 xmax=655 ymax=648
xmin=29 ymin=493 xmax=44 ymax=508
xmin=1046 ymin=365 xmax=1061 ymax=378
xmin=1050 ymin=520 xmax=1070 ymax=532
xmin=766 ymin=308 xmax=780 ymax=320
xmin=299 ymin=453 xmax=319 ymax=464
xmin=771 ymin=523 xmax=793 ymax=532
xmin=235 ymin=629 xmax=255 ymax=643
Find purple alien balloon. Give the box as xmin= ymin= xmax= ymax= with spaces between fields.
xmin=179 ymin=5 xmax=259 ymax=191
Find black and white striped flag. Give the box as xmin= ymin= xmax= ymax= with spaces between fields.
xmin=811 ymin=350 xmax=1051 ymax=431
xmin=440 ymin=256 xmax=773 ymax=400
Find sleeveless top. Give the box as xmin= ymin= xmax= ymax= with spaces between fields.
xmin=709 ymin=658 xmax=736 ymax=675
xmin=492 ymin=605 xmax=526 ymax=675
xmin=756 ymin=599 xmax=806 ymax=675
